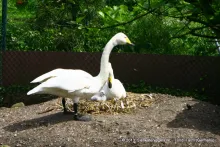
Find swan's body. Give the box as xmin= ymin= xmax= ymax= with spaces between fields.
xmin=27 ymin=32 xmax=133 ymax=120
xmin=91 ymin=63 xmax=126 ymax=101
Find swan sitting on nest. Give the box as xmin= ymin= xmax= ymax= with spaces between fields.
xmin=27 ymin=32 xmax=134 ymax=121
xmin=91 ymin=62 xmax=126 ymax=101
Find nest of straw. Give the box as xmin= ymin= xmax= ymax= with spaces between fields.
xmin=55 ymin=92 xmax=156 ymax=115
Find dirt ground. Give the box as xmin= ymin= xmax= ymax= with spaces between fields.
xmin=0 ymin=92 xmax=220 ymax=147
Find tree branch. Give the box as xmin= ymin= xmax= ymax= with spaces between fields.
xmin=186 ymin=16 xmax=209 ymax=26
xmin=190 ymin=31 xmax=218 ymax=39
xmin=171 ymin=26 xmax=218 ymax=39
xmin=171 ymin=32 xmax=191 ymax=39
xmin=172 ymin=22 xmax=190 ymax=38
xmin=90 ymin=8 xmax=158 ymax=30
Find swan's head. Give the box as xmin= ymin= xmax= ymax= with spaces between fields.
xmin=113 ymin=32 xmax=134 ymax=46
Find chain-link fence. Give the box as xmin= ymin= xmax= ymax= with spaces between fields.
xmin=2 ymin=50 xmax=220 ymax=98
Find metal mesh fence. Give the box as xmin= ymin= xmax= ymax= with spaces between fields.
xmin=2 ymin=51 xmax=101 ymax=85
xmin=2 ymin=51 xmax=220 ymax=97
xmin=0 ymin=52 xmax=2 ymax=86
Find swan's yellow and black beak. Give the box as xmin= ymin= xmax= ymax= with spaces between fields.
xmin=108 ymin=76 xmax=112 ymax=89
xmin=125 ymin=37 xmax=135 ymax=46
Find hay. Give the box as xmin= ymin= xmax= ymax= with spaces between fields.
xmin=55 ymin=92 xmax=156 ymax=115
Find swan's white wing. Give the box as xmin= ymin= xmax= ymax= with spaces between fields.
xmin=102 ymin=79 xmax=126 ymax=100
xmin=113 ymin=79 xmax=126 ymax=98
xmin=42 ymin=75 xmax=92 ymax=92
xmin=27 ymin=75 xmax=93 ymax=95
xmin=30 ymin=68 xmax=92 ymax=83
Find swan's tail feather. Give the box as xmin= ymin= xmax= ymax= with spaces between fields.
xmin=31 ymin=77 xmax=49 ymax=83
xmin=30 ymin=69 xmax=61 ymax=83
xmin=27 ymin=86 xmax=42 ymax=95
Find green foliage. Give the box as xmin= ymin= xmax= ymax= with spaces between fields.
xmin=98 ymin=5 xmax=132 ymax=28
xmin=129 ymin=15 xmax=172 ymax=54
xmin=96 ymin=1 xmax=219 ymax=55
xmin=1 ymin=0 xmax=220 ymax=54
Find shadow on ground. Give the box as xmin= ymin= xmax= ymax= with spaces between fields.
xmin=167 ymin=102 xmax=220 ymax=136
xmin=3 ymin=92 xmax=57 ymax=107
xmin=3 ymin=112 xmax=76 ymax=132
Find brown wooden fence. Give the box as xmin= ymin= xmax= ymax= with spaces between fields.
xmin=1 ymin=51 xmax=220 ymax=100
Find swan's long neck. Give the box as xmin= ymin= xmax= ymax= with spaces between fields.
xmin=97 ymin=39 xmax=116 ymax=80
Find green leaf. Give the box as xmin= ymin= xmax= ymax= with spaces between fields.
xmin=119 ymin=5 xmax=128 ymax=12
xmin=113 ymin=6 xmax=119 ymax=11
xmin=98 ymin=11 xmax=105 ymax=18
xmin=76 ymin=16 xmax=85 ymax=23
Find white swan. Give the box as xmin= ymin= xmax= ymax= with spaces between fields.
xmin=27 ymin=32 xmax=133 ymax=120
xmin=91 ymin=62 xmax=126 ymax=101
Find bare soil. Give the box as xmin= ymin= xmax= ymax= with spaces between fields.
xmin=0 ymin=93 xmax=220 ymax=147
